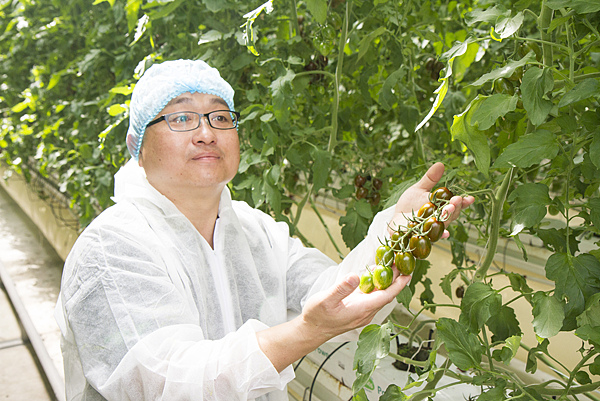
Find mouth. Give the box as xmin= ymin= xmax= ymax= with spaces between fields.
xmin=192 ymin=152 xmax=221 ymax=161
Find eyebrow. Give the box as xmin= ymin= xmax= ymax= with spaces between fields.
xmin=166 ymin=95 xmax=229 ymax=109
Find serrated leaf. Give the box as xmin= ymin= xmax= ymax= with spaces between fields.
xmin=526 ymin=338 xmax=549 ymax=374
xmin=107 ymin=103 xmax=128 ymax=116
xmin=396 ymin=285 xmax=413 ymax=309
xmin=417 ymin=38 xmax=475 ymax=132
xmin=355 ymin=199 xmax=373 ymax=219
xmin=590 ymin=198 xmax=600 ymax=229
xmin=340 ymin=207 xmax=369 ymax=249
xmin=465 ymin=6 xmax=510 ymax=25
xmin=507 ymin=183 xmax=552 ymax=228
xmin=451 ymin=96 xmax=490 ymax=178
xmin=436 ymin=318 xmax=483 ymax=370
xmin=521 ymin=67 xmax=554 ymax=126
xmin=494 ymin=12 xmax=524 ymax=40
xmin=487 ymin=305 xmax=522 ymax=342
xmin=471 ymin=52 xmax=536 ymax=87
xmin=546 ymin=253 xmax=600 ymax=330
xmin=379 ymin=67 xmax=406 ymax=111
xmin=358 ymin=26 xmax=386 ymax=61
xmin=493 ymin=130 xmax=560 ymax=169
xmin=306 ymin=0 xmax=327 ymax=24
xmin=478 ymin=386 xmax=507 ymax=401
xmin=471 ymin=94 xmax=518 ymax=130
xmin=441 ymin=268 xmax=460 ymax=299
xmin=591 ymin=132 xmax=600 ymax=169
xmin=380 ymin=385 xmax=408 ymax=401
xmin=546 ymin=0 xmax=600 ymax=13
xmin=459 ymin=282 xmax=502 ymax=332
xmin=353 ymin=322 xmax=393 ymax=393
xmin=576 ymin=293 xmax=600 ymax=327
xmin=532 ymin=292 xmax=565 ymax=338
xmin=310 ymin=148 xmax=331 ymax=193
xmin=558 ymin=78 xmax=600 ymax=108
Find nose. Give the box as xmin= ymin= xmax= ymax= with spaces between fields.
xmin=192 ymin=117 xmax=217 ymax=144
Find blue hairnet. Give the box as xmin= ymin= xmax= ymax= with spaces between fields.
xmin=126 ymin=59 xmax=235 ymax=160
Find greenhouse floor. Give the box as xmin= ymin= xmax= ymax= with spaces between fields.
xmin=0 ymin=183 xmax=64 ymax=400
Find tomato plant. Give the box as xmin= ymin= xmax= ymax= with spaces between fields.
xmin=1 ymin=0 xmax=599 ymax=399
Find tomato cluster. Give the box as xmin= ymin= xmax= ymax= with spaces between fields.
xmin=359 ymin=187 xmax=454 ymax=293
xmin=354 ymin=173 xmax=383 ymax=206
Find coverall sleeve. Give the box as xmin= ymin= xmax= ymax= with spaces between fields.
xmin=60 ymin=226 xmax=293 ymax=401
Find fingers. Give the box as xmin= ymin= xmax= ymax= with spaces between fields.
xmin=328 ymin=273 xmax=360 ymax=304
xmin=416 ymin=162 xmax=445 ymax=191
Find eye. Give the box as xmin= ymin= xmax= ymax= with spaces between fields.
xmin=171 ymin=114 xmax=190 ymax=124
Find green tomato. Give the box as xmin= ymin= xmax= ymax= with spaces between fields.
xmin=395 ymin=251 xmax=416 ymax=275
xmin=359 ymin=270 xmax=375 ymax=293
xmin=373 ymin=264 xmax=394 ymax=290
xmin=375 ymin=245 xmax=394 ymax=267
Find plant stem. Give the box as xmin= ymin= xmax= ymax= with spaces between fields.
xmin=474 ymin=169 xmax=514 ymax=282
xmin=309 ymin=196 xmax=345 ymax=260
xmin=562 ymin=351 xmax=599 ymax=398
xmin=328 ymin=0 xmax=352 ymax=153
xmin=539 ymin=2 xmax=554 ymax=67
xmin=481 ymin=325 xmax=495 ymax=372
xmin=387 ymin=352 xmax=429 ymax=367
xmin=410 ymin=359 xmax=453 ymax=401
xmin=289 ymin=0 xmax=300 ymax=37
xmin=293 ymin=184 xmax=313 ymax=227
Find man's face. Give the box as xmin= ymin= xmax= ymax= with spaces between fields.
xmin=138 ymin=92 xmax=240 ymax=197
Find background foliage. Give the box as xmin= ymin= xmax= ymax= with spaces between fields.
xmin=1 ymin=0 xmax=600 ymax=399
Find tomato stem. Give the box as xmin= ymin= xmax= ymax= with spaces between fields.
xmin=474 ymin=169 xmax=514 ymax=282
xmin=328 ymin=0 xmax=352 ymax=152
xmin=539 ymin=2 xmax=554 ymax=67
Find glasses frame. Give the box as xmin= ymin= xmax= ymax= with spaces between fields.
xmin=146 ymin=110 xmax=241 ymax=131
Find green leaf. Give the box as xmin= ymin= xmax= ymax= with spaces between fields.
xmin=558 ymin=78 xmax=600 ymax=108
xmin=436 ymin=318 xmax=483 ymax=370
xmin=521 ymin=67 xmax=554 ymax=126
xmin=340 ymin=206 xmax=369 ymax=249
xmin=576 ymin=292 xmax=600 ymax=327
xmin=417 ymin=38 xmax=476 ymax=132
xmin=441 ymin=268 xmax=460 ymax=299
xmin=380 ymin=385 xmax=408 ymax=401
xmin=310 ymin=148 xmax=331 ymax=193
xmin=471 ymin=94 xmax=518 ymax=130
xmin=379 ymin=67 xmax=406 ymax=111
xmin=590 ymin=131 xmax=600 ymax=170
xmin=353 ymin=322 xmax=393 ymax=394
xmin=470 ymin=52 xmax=536 ymax=87
xmin=487 ymin=305 xmax=522 ymax=342
xmin=478 ymin=385 xmax=507 ymax=401
xmin=306 ymin=0 xmax=328 ymax=24
xmin=451 ymin=96 xmax=490 ymax=178
xmin=396 ymin=285 xmax=413 ymax=310
xmin=493 ymin=130 xmax=560 ymax=169
xmin=590 ymin=355 xmax=600 ymax=376
xmin=355 ymin=199 xmax=373 ymax=219
xmin=546 ymin=0 xmax=600 ymax=13
xmin=465 ymin=6 xmax=510 ymax=25
xmin=494 ymin=12 xmax=524 ymax=40
xmin=507 ymin=183 xmax=552 ymax=229
xmin=358 ymin=26 xmax=386 ymax=61
xmin=526 ymin=338 xmax=549 ymax=374
xmin=459 ymin=282 xmax=502 ymax=333
xmin=532 ymin=292 xmax=565 ymax=338
xmin=197 ymin=29 xmax=223 ymax=45
xmin=590 ymin=198 xmax=600 ymax=229
xmin=107 ymin=104 xmax=128 ymax=116
xmin=545 ymin=253 xmax=600 ymax=330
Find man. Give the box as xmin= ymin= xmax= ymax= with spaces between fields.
xmin=55 ymin=59 xmax=474 ymax=400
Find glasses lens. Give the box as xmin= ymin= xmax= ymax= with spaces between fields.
xmin=167 ymin=112 xmax=200 ymax=131
xmin=209 ymin=111 xmax=237 ymax=129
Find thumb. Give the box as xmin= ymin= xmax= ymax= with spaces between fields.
xmin=416 ymin=162 xmax=444 ymax=191
xmin=328 ymin=273 xmax=359 ymax=303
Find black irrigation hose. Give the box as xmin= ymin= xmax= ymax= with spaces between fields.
xmin=294 ymin=355 xmax=306 ymax=372
xmin=308 ymin=341 xmax=350 ymax=401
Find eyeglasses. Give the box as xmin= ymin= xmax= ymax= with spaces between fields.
xmin=146 ymin=110 xmax=240 ymax=131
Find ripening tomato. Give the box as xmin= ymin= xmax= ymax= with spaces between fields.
xmin=368 ymin=192 xmax=381 ymax=206
xmin=410 ymin=235 xmax=432 ymax=259
xmin=356 ymin=187 xmax=368 ymax=199
xmin=373 ymin=264 xmax=393 ymax=290
xmin=359 ymin=270 xmax=375 ymax=293
xmin=354 ymin=175 xmax=366 ymax=188
xmin=429 ymin=187 xmax=454 ymax=204
xmin=455 ymin=285 xmax=465 ymax=299
xmin=375 ymin=245 xmax=394 ymax=267
xmin=423 ymin=216 xmax=444 ymax=242
xmin=395 ymin=251 xmax=416 ymax=275
xmin=417 ymin=202 xmax=436 ymax=219
xmin=373 ymin=178 xmax=383 ymax=190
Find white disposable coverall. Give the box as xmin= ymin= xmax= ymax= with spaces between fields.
xmin=55 ymin=160 xmax=397 ymax=400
